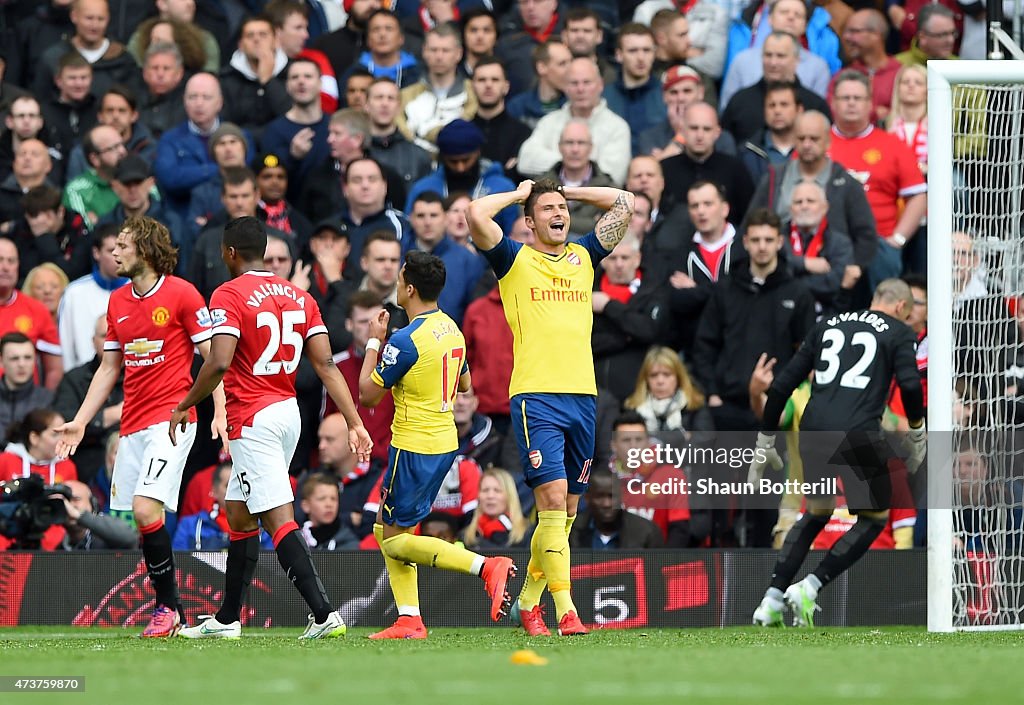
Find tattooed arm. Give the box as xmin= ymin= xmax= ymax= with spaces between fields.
xmin=562 ymin=187 xmax=636 ymax=251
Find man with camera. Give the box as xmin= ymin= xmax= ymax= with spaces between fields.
xmin=0 ymin=475 xmax=135 ymax=550
xmin=55 ymin=479 xmax=137 ymax=550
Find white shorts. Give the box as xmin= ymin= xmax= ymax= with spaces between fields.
xmin=110 ymin=421 xmax=196 ymax=512
xmin=226 ymin=398 xmax=300 ymax=514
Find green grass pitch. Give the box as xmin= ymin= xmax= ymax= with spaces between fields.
xmin=2 ymin=626 xmax=1023 ymax=704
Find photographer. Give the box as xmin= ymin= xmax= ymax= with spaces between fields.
xmin=56 ymin=480 xmax=137 ymax=550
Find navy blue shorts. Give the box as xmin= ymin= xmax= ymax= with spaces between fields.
xmin=379 ymin=446 xmax=458 ymax=527
xmin=510 ymin=393 xmax=595 ymax=496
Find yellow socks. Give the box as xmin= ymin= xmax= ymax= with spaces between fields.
xmin=519 ymin=512 xmax=576 ymax=611
xmin=374 ymin=523 xmax=420 ymax=616
xmin=381 ymin=529 xmax=481 ymax=575
xmin=518 ymin=524 xmax=547 ymax=610
xmin=535 ymin=510 xmax=576 ymax=619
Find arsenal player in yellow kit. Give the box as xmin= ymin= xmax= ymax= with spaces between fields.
xmin=468 ymin=178 xmax=634 ymax=635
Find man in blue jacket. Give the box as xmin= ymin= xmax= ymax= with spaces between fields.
xmin=405 ymin=119 xmax=517 ymax=235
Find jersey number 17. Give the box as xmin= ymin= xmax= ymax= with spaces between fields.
xmin=439 ymin=347 xmax=464 ymax=412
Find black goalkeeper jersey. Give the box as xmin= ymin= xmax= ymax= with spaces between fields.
xmin=765 ymin=309 xmax=924 ymax=432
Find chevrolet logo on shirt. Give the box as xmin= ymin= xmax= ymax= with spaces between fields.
xmin=124 ymin=338 xmax=164 ymax=357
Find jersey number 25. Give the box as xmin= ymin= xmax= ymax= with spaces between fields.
xmin=254 ymin=310 xmax=306 ymax=376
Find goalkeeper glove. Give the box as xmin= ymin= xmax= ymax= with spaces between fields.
xmin=905 ymin=423 xmax=927 ymax=474
xmin=748 ymin=432 xmax=784 ymax=485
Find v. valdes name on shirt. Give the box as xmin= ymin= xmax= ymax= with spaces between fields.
xmin=245 ymin=282 xmax=307 ymax=308
xmin=825 ymin=310 xmax=889 ymax=333
xmin=529 ymin=276 xmax=590 ymax=303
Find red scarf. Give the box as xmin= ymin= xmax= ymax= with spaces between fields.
xmin=419 ymin=4 xmax=459 ymax=31
xmin=312 ymin=265 xmax=330 ymax=297
xmin=790 ymin=218 xmax=827 ymax=258
xmin=600 ymin=270 xmax=642 ymax=304
xmin=212 ymin=503 xmax=231 ymax=534
xmin=526 ymin=12 xmax=559 ymax=43
xmin=890 ymin=115 xmax=928 ymax=167
xmin=676 ymin=0 xmax=699 ymax=13
xmin=477 ymin=514 xmax=513 ymax=539
xmin=260 ymin=200 xmax=292 ymax=234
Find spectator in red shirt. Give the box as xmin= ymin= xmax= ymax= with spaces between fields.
xmin=0 ymin=238 xmax=63 ymax=389
xmin=828 ymin=70 xmax=926 ymax=293
xmin=834 ymin=9 xmax=903 ymax=122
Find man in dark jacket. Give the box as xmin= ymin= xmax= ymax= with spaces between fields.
xmin=471 ymin=58 xmax=531 ymax=178
xmin=569 ymin=469 xmax=665 ymax=550
xmin=9 ymin=1 xmax=74 ymax=90
xmin=366 ymin=78 xmax=434 ymax=197
xmin=189 ymin=167 xmax=289 ymax=302
xmin=0 ymin=332 xmax=54 ymax=440
xmin=34 ymin=0 xmax=140 ymax=101
xmin=692 ymin=208 xmax=815 ymax=433
xmin=691 ymin=208 xmax=815 ymax=546
xmin=783 ymin=181 xmax=854 ymax=312
xmin=495 ymin=0 xmax=565 ymax=97
xmin=298 ymin=109 xmax=406 ymax=224
xmin=138 ymin=43 xmax=187 ymax=140
xmin=664 ymin=180 xmax=744 ymax=357
xmin=592 ymin=234 xmax=670 ymax=402
xmin=660 ymin=102 xmax=753 ymax=220
xmin=218 ymin=16 xmax=291 ymax=142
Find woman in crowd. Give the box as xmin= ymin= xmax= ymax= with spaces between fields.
xmin=22 ymin=263 xmax=68 ymax=324
xmin=887 ymin=63 xmax=928 ymax=176
xmin=886 ymin=63 xmax=928 ymax=274
xmin=462 ymin=467 xmax=534 ymax=549
xmin=0 ymin=408 xmax=77 ymax=484
xmin=624 ymin=346 xmax=715 ymax=448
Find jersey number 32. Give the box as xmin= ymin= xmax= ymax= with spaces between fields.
xmin=816 ymin=328 xmax=877 ymax=389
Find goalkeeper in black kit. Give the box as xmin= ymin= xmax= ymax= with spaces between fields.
xmin=750 ymin=278 xmax=926 ymax=627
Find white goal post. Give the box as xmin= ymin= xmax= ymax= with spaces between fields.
xmin=928 ymin=60 xmax=1024 ymax=632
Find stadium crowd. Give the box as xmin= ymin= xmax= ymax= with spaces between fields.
xmin=0 ymin=0 xmax=1008 ymax=554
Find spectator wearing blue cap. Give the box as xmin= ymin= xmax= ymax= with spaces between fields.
xmin=405 ymin=118 xmax=517 ymax=236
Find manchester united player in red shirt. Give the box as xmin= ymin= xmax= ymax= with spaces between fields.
xmin=56 ymin=215 xmax=228 ymax=638
xmin=170 ymin=216 xmax=372 ymax=640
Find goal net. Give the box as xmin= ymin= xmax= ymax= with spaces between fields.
xmin=929 ymin=61 xmax=1024 ymax=631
